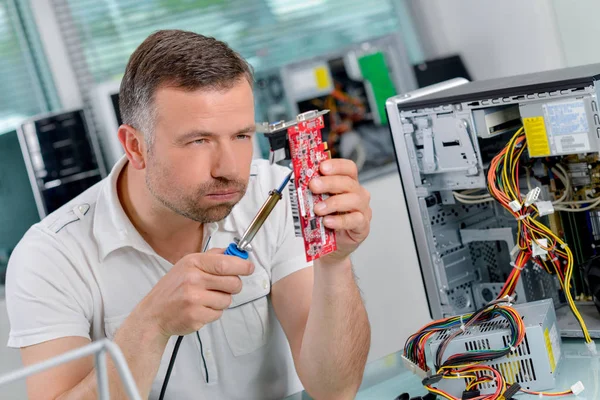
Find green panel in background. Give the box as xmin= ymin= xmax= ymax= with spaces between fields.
xmin=358 ymin=51 xmax=397 ymax=125
xmin=0 ymin=131 xmax=40 ymax=258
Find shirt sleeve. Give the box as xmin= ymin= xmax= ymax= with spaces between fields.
xmin=267 ymin=165 xmax=313 ymax=285
xmin=5 ymin=226 xmax=93 ymax=348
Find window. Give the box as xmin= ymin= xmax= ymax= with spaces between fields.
xmin=52 ymin=0 xmax=403 ymax=95
xmin=0 ymin=0 xmax=58 ymax=134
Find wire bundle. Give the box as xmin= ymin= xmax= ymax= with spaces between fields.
xmin=434 ymin=303 xmax=524 ymax=370
xmin=403 ymin=298 xmax=523 ymax=389
xmin=404 ymin=297 xmax=529 ymax=399
xmin=404 ymin=296 xmax=575 ymax=399
xmin=486 ymin=128 xmax=592 ymax=344
xmin=426 ymin=365 xmax=506 ymax=400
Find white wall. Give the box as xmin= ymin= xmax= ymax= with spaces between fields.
xmin=409 ymin=0 xmax=567 ymax=80
xmin=551 ymin=0 xmax=600 ymax=67
xmin=352 ymin=171 xmax=430 ymax=362
xmin=0 ymin=299 xmax=27 ymax=399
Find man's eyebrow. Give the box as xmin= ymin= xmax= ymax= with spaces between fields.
xmin=234 ymin=124 xmax=256 ymax=134
xmin=177 ymin=124 xmax=256 ymax=143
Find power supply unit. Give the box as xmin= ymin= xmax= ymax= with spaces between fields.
xmin=429 ymin=299 xmax=561 ymax=396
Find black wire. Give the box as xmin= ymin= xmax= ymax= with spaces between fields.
xmin=159 ymin=237 xmax=213 ymax=399
xmin=196 ymin=331 xmax=210 ymax=383
xmin=158 ymin=335 xmax=183 ymax=400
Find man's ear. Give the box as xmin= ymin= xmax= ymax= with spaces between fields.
xmin=118 ymin=124 xmax=147 ymax=169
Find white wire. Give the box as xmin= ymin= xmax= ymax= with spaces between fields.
xmin=453 ymin=195 xmax=495 ymax=204
xmin=460 ymin=189 xmax=483 ymax=195
xmin=550 ymin=164 xmax=600 ymax=211
xmin=554 ymin=197 xmax=600 ymax=212
xmin=454 ymin=164 xmax=580 ymax=208
xmin=557 ymin=197 xmax=600 ymax=205
xmin=453 ymin=191 xmax=493 ymax=200
xmin=551 ymin=166 xmax=571 ymax=205
xmin=452 ymin=190 xmax=495 ymax=205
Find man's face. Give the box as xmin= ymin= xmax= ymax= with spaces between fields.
xmin=145 ymin=79 xmax=255 ymax=223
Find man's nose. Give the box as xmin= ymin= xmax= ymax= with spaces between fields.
xmin=211 ymin=142 xmax=239 ymax=179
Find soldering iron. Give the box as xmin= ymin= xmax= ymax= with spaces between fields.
xmin=223 ymin=171 xmax=293 ymax=259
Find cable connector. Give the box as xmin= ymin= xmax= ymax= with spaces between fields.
xmin=502 ymin=383 xmax=521 ymax=399
xmin=421 ymin=374 xmax=443 ymax=386
xmin=501 ymin=294 xmax=515 ymax=304
xmin=535 ymin=200 xmax=554 ymax=216
xmin=586 ymin=340 xmax=598 ymax=355
xmin=510 ymin=261 xmax=524 ymax=271
xmin=461 ymin=389 xmax=481 ymax=399
xmin=401 ymin=355 xmax=430 ymax=379
xmin=571 ymin=381 xmax=585 ymax=396
xmin=525 ymin=187 xmax=541 ymax=207
xmin=509 ymin=200 xmax=522 ymax=212
xmin=532 ymin=238 xmax=549 ymax=259
xmin=510 ymin=245 xmax=520 ymax=260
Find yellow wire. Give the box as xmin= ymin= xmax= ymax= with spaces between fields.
xmin=527 ymin=214 xmax=592 ymax=342
xmin=502 ymin=127 xmax=523 ymax=202
xmin=494 ymin=126 xmax=593 ymax=343
xmin=502 ymin=129 xmax=523 ymax=201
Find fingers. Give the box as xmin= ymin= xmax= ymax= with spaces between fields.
xmin=203 ymin=274 xmax=243 ymax=295
xmin=319 ymin=159 xmax=358 ymax=179
xmin=201 ymin=291 xmax=233 ymax=311
xmin=313 ymin=192 xmax=369 ymax=216
xmin=206 ymin=248 xmax=225 ymax=255
xmin=323 ymin=211 xmax=369 ymax=231
xmin=188 ymin=253 xmax=254 ymax=276
xmin=309 ymin=175 xmax=359 ymax=195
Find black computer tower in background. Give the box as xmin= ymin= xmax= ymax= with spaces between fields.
xmin=413 ymin=55 xmax=472 ymax=88
xmin=17 ymin=109 xmax=107 ymax=218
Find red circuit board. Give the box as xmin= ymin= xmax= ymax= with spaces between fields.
xmin=287 ymin=115 xmax=337 ymax=262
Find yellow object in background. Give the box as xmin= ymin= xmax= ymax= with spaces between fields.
xmin=314 ymin=66 xmax=331 ymax=90
xmin=523 ymin=116 xmax=551 ymax=157
xmin=544 ymin=327 xmax=557 ymax=372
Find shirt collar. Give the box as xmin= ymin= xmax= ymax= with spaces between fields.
xmin=93 ymin=156 xmax=238 ymax=260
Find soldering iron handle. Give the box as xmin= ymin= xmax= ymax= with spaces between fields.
xmin=224 ymin=243 xmax=249 ymax=259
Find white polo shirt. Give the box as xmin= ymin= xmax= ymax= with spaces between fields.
xmin=6 ymin=156 xmax=311 ymax=399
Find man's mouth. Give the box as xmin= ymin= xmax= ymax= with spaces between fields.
xmin=205 ymin=190 xmax=240 ymax=201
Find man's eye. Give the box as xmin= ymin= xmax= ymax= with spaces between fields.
xmin=193 ymin=139 xmax=208 ymax=144
xmin=236 ymin=134 xmax=251 ymax=140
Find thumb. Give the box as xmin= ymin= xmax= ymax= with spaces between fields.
xmin=206 ymin=247 xmax=225 ymax=255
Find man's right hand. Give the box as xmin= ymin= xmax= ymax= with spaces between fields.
xmin=134 ymin=248 xmax=254 ymax=338
xmin=20 ymin=248 xmax=253 ymax=400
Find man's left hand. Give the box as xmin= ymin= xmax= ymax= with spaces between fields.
xmin=309 ymin=158 xmax=372 ymax=265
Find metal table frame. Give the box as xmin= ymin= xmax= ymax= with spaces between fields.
xmin=0 ymin=339 xmax=141 ymax=400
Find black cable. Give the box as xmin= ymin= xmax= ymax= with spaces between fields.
xmin=196 ymin=331 xmax=210 ymax=383
xmin=159 ymin=237 xmax=212 ymax=399
xmin=158 ymin=335 xmax=183 ymax=400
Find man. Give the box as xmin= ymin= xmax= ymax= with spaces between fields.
xmin=6 ymin=30 xmax=371 ymax=400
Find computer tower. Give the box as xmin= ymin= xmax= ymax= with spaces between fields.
xmin=17 ymin=109 xmax=106 ymax=218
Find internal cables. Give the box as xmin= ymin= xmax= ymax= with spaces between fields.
xmin=486 ymin=127 xmax=594 ymax=347
xmin=404 ymin=297 xmax=525 ymax=400
xmin=403 ymin=297 xmax=523 ymax=376
xmin=404 ymin=296 xmax=581 ymax=399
